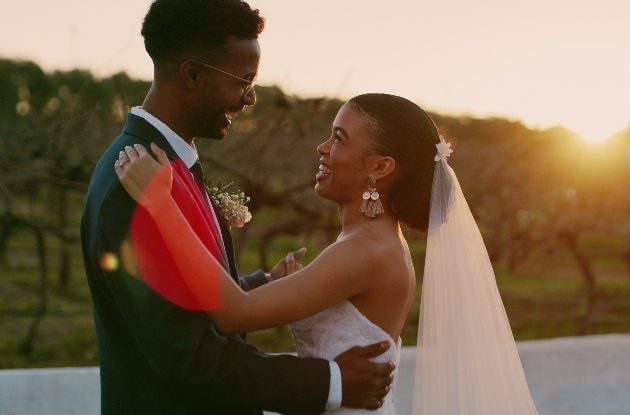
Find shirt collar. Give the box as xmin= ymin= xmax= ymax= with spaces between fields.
xmin=130 ymin=106 xmax=198 ymax=168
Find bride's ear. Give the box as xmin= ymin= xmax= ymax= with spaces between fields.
xmin=371 ymin=156 xmax=396 ymax=181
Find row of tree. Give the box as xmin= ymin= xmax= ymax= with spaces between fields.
xmin=198 ymin=85 xmax=630 ymax=334
xmin=1 ymin=58 xmax=629 ymax=351
xmin=0 ymin=59 xmax=151 ymax=352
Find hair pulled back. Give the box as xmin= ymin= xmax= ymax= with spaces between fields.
xmin=348 ymin=94 xmax=440 ymax=232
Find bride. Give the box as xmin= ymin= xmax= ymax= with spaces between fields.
xmin=115 ymin=93 xmax=539 ymax=415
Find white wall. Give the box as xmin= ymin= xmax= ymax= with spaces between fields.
xmin=1 ymin=334 xmax=629 ymax=415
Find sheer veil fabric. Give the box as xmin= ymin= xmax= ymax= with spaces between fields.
xmin=413 ymin=160 xmax=539 ymax=415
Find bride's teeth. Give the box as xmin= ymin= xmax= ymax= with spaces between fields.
xmin=319 ymin=164 xmax=332 ymax=174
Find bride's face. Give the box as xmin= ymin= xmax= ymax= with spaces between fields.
xmin=315 ymin=103 xmax=377 ymax=204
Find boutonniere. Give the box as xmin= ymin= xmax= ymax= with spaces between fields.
xmin=206 ymin=178 xmax=252 ymax=228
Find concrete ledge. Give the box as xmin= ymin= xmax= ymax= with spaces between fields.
xmin=1 ymin=335 xmax=629 ymax=415
xmin=0 ymin=367 xmax=100 ymax=415
xmin=516 ymin=334 xmax=630 ymax=415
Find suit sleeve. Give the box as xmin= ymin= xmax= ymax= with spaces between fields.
xmin=95 ymin=182 xmax=330 ymax=415
xmin=239 ymin=269 xmax=269 ymax=292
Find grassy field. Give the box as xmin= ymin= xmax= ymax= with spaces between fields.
xmin=1 ymin=228 xmax=629 ymax=368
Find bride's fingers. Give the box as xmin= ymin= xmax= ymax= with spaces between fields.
xmin=150 ymin=142 xmax=170 ymax=166
xmin=124 ymin=145 xmax=140 ymax=161
xmin=114 ymin=160 xmax=125 ymax=177
xmin=118 ymin=150 xmax=129 ymax=165
xmin=133 ymin=143 xmax=149 ymax=157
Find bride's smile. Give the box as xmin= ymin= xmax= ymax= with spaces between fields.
xmin=314 ymin=103 xmax=391 ymax=207
xmin=316 ymin=161 xmax=332 ymax=181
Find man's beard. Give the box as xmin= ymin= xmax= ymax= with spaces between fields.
xmin=198 ymin=87 xmax=232 ymax=141
xmin=193 ymin=106 xmax=230 ymax=141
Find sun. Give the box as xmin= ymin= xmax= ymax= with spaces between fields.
xmin=577 ymin=130 xmax=613 ymax=144
xmin=564 ymin=113 xmax=629 ymax=144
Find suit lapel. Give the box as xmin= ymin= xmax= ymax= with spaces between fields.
xmin=208 ymin=197 xmax=239 ymax=282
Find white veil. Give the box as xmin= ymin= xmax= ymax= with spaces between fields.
xmin=413 ymin=142 xmax=539 ymax=415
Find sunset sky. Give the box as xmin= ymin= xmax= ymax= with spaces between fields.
xmin=2 ymin=0 xmax=629 ymax=143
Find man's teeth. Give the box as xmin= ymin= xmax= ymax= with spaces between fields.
xmin=319 ymin=164 xmax=332 ymax=175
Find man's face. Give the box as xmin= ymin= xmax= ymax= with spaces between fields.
xmin=195 ymin=36 xmax=260 ymax=140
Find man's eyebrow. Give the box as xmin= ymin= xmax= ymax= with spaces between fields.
xmin=333 ymin=126 xmax=349 ymax=138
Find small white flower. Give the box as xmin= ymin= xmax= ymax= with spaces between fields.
xmin=208 ymin=181 xmax=253 ymax=228
xmin=435 ymin=135 xmax=453 ymax=162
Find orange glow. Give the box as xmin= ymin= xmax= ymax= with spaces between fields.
xmin=100 ymin=252 xmax=119 ymax=272
xmin=120 ymin=239 xmax=140 ymax=279
xmin=129 ymin=160 xmax=223 ymax=311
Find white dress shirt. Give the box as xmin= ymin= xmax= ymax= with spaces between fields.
xmin=129 ymin=106 xmax=342 ymax=411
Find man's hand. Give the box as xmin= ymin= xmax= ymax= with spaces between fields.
xmin=335 ymin=341 xmax=395 ymax=410
xmin=268 ymin=247 xmax=307 ymax=281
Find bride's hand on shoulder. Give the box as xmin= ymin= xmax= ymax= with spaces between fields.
xmin=267 ymin=247 xmax=307 ymax=281
xmin=114 ymin=143 xmax=172 ymax=207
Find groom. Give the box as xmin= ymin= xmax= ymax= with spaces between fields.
xmin=81 ymin=1 xmax=394 ymax=414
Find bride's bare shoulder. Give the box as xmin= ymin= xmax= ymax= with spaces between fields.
xmin=327 ymin=228 xmax=406 ymax=269
xmin=317 ymin=235 xmax=381 ymax=266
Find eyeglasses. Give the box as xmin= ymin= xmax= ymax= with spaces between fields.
xmin=177 ymin=59 xmax=255 ymax=98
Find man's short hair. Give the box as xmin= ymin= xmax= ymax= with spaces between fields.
xmin=141 ymin=0 xmax=265 ymax=66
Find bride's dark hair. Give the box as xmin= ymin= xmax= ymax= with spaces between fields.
xmin=348 ymin=93 xmax=440 ymax=232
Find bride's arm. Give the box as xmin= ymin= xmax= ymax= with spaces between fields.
xmin=116 ymin=144 xmax=374 ymax=335
xmin=213 ymin=239 xmax=373 ymax=334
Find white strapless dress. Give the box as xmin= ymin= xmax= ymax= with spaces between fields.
xmin=290 ymin=299 xmax=401 ymax=415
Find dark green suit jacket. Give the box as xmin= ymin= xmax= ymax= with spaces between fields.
xmin=81 ymin=113 xmax=330 ymax=415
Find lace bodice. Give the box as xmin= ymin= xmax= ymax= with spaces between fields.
xmin=290 ymin=300 xmax=400 ymax=415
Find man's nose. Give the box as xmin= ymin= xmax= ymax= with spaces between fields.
xmin=242 ymin=88 xmax=256 ymax=106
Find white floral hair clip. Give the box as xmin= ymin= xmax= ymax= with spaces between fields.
xmin=435 ymin=135 xmax=453 ymax=162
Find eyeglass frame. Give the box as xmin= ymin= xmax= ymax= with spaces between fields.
xmin=176 ymin=59 xmax=256 ymax=98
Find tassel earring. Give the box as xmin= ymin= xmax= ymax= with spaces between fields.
xmin=360 ymin=175 xmax=384 ymax=218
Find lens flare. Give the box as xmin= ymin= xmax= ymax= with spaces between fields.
xmin=120 ymin=238 xmax=141 ymax=279
xmin=100 ymin=252 xmax=119 ymax=272
xmin=128 ymin=159 xmax=224 ymax=311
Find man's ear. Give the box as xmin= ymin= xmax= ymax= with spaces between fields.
xmin=179 ymin=61 xmax=202 ymax=89
xmin=372 ymin=156 xmax=396 ymax=180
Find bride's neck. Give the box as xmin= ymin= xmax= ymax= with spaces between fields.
xmin=337 ymin=198 xmax=399 ymax=238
